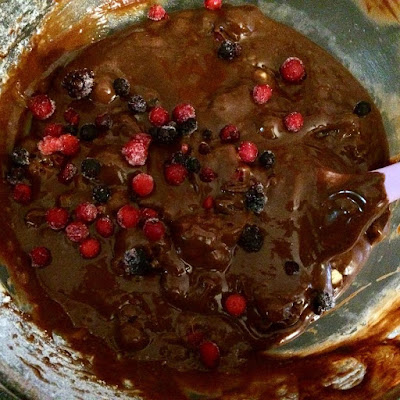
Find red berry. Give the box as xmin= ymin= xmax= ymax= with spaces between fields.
xmin=280 ymin=57 xmax=306 ymax=83
xmin=38 ymin=136 xmax=62 ymax=156
xmin=46 ymin=207 xmax=69 ymax=230
xmin=143 ymin=218 xmax=166 ymax=241
xmin=181 ymin=143 xmax=190 ymax=154
xmin=224 ymin=293 xmax=247 ymax=317
xmin=204 ymin=0 xmax=222 ymax=10
xmin=117 ymin=205 xmax=140 ymax=229
xmin=252 ymin=84 xmax=273 ymax=105
xmin=199 ymin=341 xmax=220 ymax=369
xmin=58 ymin=162 xmax=78 ymax=184
xmin=79 ymin=237 xmax=101 ymax=259
xmin=283 ymin=112 xmax=304 ymax=133
xmin=199 ymin=167 xmax=217 ymax=182
xmin=75 ymin=202 xmax=98 ymax=223
xmin=64 ymin=107 xmax=80 ymax=125
xmin=30 ymin=247 xmax=51 ymax=267
xmin=65 ymin=221 xmax=89 ymax=242
xmin=95 ymin=216 xmax=114 ymax=238
xmin=238 ymin=141 xmax=258 ymax=163
xmin=148 ymin=4 xmax=167 ymax=21
xmin=186 ymin=330 xmax=205 ymax=348
xmin=220 ymin=124 xmax=240 ymax=143
xmin=13 ymin=183 xmax=32 ymax=204
xmin=172 ymin=103 xmax=196 ymax=124
xmin=28 ymin=94 xmax=55 ymax=120
xmin=164 ymin=163 xmax=187 ymax=186
xmin=60 ymin=134 xmax=80 ymax=156
xmin=132 ymin=173 xmax=154 ymax=197
xmin=149 ymin=106 xmax=170 ymax=127
xmin=122 ymin=133 xmax=152 ymax=167
xmin=203 ymin=195 xmax=214 ymax=210
xmin=140 ymin=208 xmax=158 ymax=223
xmin=44 ymin=123 xmax=64 ymax=137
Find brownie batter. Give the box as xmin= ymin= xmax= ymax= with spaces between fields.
xmin=0 ymin=4 xmax=390 ymax=399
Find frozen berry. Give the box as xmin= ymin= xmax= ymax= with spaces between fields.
xmin=177 ymin=118 xmax=198 ymax=136
xmin=252 ymin=84 xmax=273 ymax=104
xmin=224 ymin=294 xmax=247 ymax=317
xmin=171 ymin=151 xmax=188 ymax=165
xmin=46 ymin=207 xmax=69 ymax=230
xmin=259 ymin=150 xmax=275 ymax=170
xmin=353 ymin=101 xmax=371 ymax=117
xmin=81 ymin=158 xmax=101 ymax=180
xmin=143 ymin=218 xmax=166 ymax=241
xmin=64 ymin=124 xmax=78 ymax=136
xmin=13 ymin=183 xmax=32 ymax=204
xmin=95 ymin=113 xmax=113 ymax=130
xmin=95 ymin=216 xmax=114 ymax=238
xmin=185 ymin=157 xmax=201 ymax=173
xmin=6 ymin=167 xmax=25 ymax=185
xmin=164 ymin=163 xmax=187 ymax=186
xmin=148 ymin=4 xmax=167 ymax=21
xmin=30 ymin=247 xmax=51 ymax=267
xmin=204 ymin=0 xmax=222 ymax=10
xmin=92 ymin=185 xmax=111 ymax=204
xmin=79 ymin=238 xmax=101 ymax=259
xmin=198 ymin=142 xmax=211 ymax=155
xmin=150 ymin=125 xmax=179 ymax=145
xmin=113 ymin=78 xmax=130 ymax=97
xmin=199 ymin=341 xmax=220 ymax=369
xmin=58 ymin=162 xmax=78 ymax=184
xmin=245 ymin=183 xmax=266 ymax=214
xmin=132 ymin=173 xmax=154 ymax=197
xmin=172 ymin=103 xmax=196 ymax=124
xmin=28 ymin=94 xmax=55 ymax=120
xmin=122 ymin=133 xmax=152 ymax=166
xmin=199 ymin=167 xmax=217 ymax=182
xmin=202 ymin=129 xmax=213 ymax=141
xmin=203 ymin=195 xmax=214 ymax=210
xmin=283 ymin=112 xmax=304 ymax=133
xmin=38 ymin=136 xmax=62 ymax=156
xmin=149 ymin=106 xmax=170 ymax=127
xmin=280 ymin=57 xmax=306 ymax=83
xmin=80 ymin=124 xmax=98 ymax=141
xmin=44 ymin=123 xmax=64 ymax=137
xmin=218 ymin=40 xmax=241 ymax=61
xmin=117 ymin=205 xmax=140 ymax=229
xmin=312 ymin=291 xmax=335 ymax=315
xmin=220 ymin=124 xmax=240 ymax=143
xmin=11 ymin=147 xmax=30 ymax=166
xmin=75 ymin=202 xmax=98 ymax=223
xmin=123 ymin=247 xmax=151 ymax=276
xmin=238 ymin=141 xmax=258 ymax=163
xmin=140 ymin=208 xmax=158 ymax=223
xmin=62 ymin=68 xmax=95 ymax=99
xmin=60 ymin=134 xmax=80 ymax=156
xmin=64 ymin=107 xmax=80 ymax=125
xmin=128 ymin=95 xmax=147 ymax=113
xmin=65 ymin=221 xmax=89 ymax=242
xmin=284 ymin=261 xmax=300 ymax=276
xmin=238 ymin=224 xmax=264 ymax=253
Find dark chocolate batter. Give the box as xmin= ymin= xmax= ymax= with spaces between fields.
xmin=0 ymin=4 xmax=390 ymax=399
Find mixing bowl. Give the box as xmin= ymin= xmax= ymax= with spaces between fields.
xmin=0 ymin=0 xmax=400 ymax=398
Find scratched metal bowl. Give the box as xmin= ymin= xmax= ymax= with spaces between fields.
xmin=0 ymin=0 xmax=400 ymax=399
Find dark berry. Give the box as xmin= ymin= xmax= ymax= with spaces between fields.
xmin=58 ymin=162 xmax=78 ymax=184
xmin=123 ymin=247 xmax=151 ymax=276
xmin=199 ymin=167 xmax=217 ymax=182
xmin=92 ymin=185 xmax=111 ymax=203
xmin=220 ymin=124 xmax=240 ymax=143
xmin=95 ymin=216 xmax=114 ymax=238
xmin=238 ymin=141 xmax=258 ymax=163
xmin=11 ymin=148 xmax=30 ymax=167
xmin=284 ymin=261 xmax=300 ymax=276
xmin=244 ymin=183 xmax=266 ymax=214
xmin=113 ymin=78 xmax=130 ymax=97
xmin=64 ymin=124 xmax=78 ymax=136
xmin=164 ymin=163 xmax=188 ymax=185
xmin=64 ymin=107 xmax=80 ymax=125
xmin=13 ymin=183 xmax=32 ymax=204
xmin=81 ymin=158 xmax=101 ymax=180
xmin=198 ymin=142 xmax=211 ymax=155
xmin=132 ymin=173 xmax=155 ymax=197
xmin=171 ymin=151 xmax=188 ymax=165
xmin=172 ymin=103 xmax=196 ymax=123
xmin=202 ymin=129 xmax=213 ymax=141
xmin=218 ymin=40 xmax=242 ymax=61
xmin=95 ymin=113 xmax=113 ymax=130
xmin=128 ymin=95 xmax=147 ymax=113
xmin=353 ymin=101 xmax=371 ymax=117
xmin=6 ymin=167 xmax=25 ymax=185
xmin=259 ymin=150 xmax=275 ymax=170
xmin=177 ymin=118 xmax=198 ymax=136
xmin=280 ymin=57 xmax=306 ymax=83
xmin=148 ymin=4 xmax=167 ymax=21
xmin=62 ymin=68 xmax=95 ymax=99
xmin=117 ymin=205 xmax=140 ymax=229
xmin=80 ymin=124 xmax=98 ymax=142
xmin=28 ymin=94 xmax=55 ymax=120
xmin=238 ymin=224 xmax=264 ymax=253
xmin=30 ymin=247 xmax=51 ymax=267
xmin=79 ymin=238 xmax=101 ymax=259
xmin=199 ymin=341 xmax=220 ymax=369
xmin=65 ymin=221 xmax=89 ymax=242
xmin=185 ymin=157 xmax=201 ymax=173
xmin=143 ymin=218 xmax=166 ymax=241
xmin=224 ymin=294 xmax=247 ymax=317
xmin=150 ymin=125 xmax=180 ymax=145
xmin=312 ymin=291 xmax=335 ymax=315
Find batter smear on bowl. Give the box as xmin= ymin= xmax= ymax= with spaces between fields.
xmin=0 ymin=2 xmax=391 ymax=398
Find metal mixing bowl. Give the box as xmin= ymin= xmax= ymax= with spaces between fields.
xmin=0 ymin=0 xmax=399 ymax=398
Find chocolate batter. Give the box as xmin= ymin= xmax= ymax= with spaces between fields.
xmin=0 ymin=4 xmax=390 ymax=399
